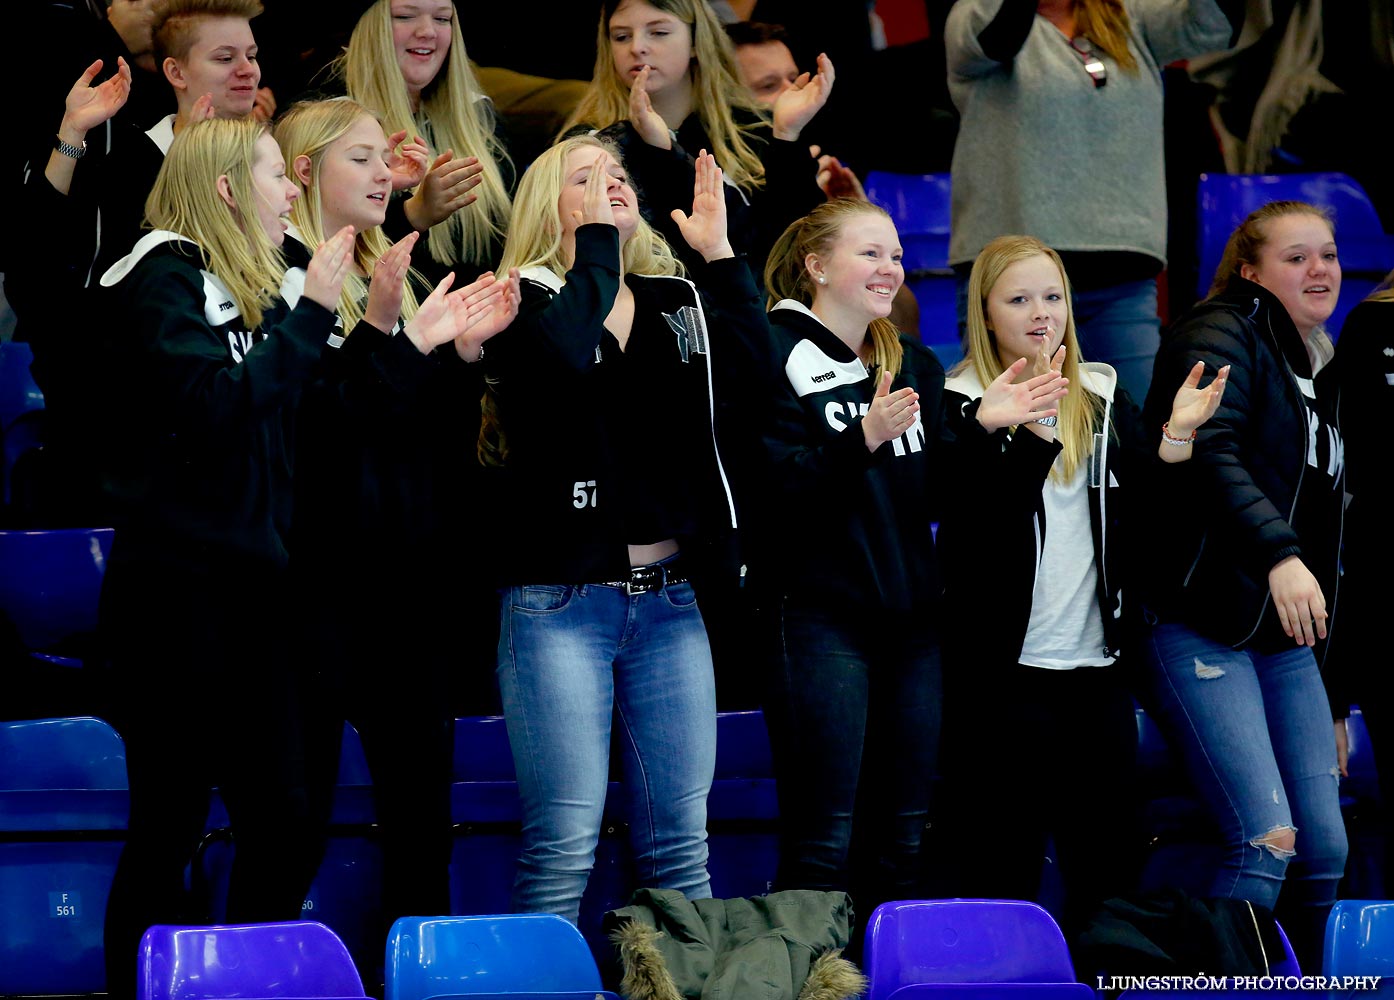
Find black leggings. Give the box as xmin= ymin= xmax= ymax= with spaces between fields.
xmin=100 ymin=555 xmax=323 ymax=999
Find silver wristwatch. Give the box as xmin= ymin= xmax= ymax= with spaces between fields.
xmin=54 ymin=134 xmax=87 ymax=160
xmin=1033 ymin=414 xmax=1058 ymax=427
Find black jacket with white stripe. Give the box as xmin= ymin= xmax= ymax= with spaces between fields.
xmin=747 ymin=302 xmax=947 ymax=614
xmin=484 ymin=223 xmax=771 ymax=586
xmin=98 ymin=231 xmax=336 ymax=572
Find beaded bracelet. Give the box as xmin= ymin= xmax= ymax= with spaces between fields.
xmin=1161 ymin=421 xmax=1197 ymax=447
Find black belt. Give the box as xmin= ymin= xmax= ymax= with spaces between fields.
xmin=597 ymin=562 xmax=687 ymax=596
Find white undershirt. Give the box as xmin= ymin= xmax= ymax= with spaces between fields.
xmin=1019 ymin=454 xmax=1115 ymax=670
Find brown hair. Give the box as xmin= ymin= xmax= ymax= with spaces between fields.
xmin=152 ymin=0 xmax=262 ymax=66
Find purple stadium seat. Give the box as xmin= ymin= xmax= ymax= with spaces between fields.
xmin=136 ymin=921 xmax=367 ymax=1000
xmin=862 ymin=899 xmax=1079 ymax=1000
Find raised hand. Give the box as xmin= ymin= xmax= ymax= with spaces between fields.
xmin=628 ymin=65 xmax=672 ymax=149
xmin=191 ymin=93 xmax=217 ymax=123
xmin=363 ymin=232 xmax=419 ymax=333
xmin=386 ymin=130 xmax=429 ymax=191
xmin=404 ymin=149 xmax=484 ymax=230
xmin=571 ymin=153 xmax=617 ymax=230
xmin=1269 ymin=555 xmax=1327 ymax=647
xmin=772 ymin=52 xmax=834 ymax=142
xmin=454 ymin=267 xmax=521 ymax=361
xmin=303 ymin=225 xmax=356 ymax=312
xmin=814 ymin=151 xmax=865 ymax=201
xmin=976 ymin=352 xmax=1070 ymax=432
xmin=670 ymin=150 xmax=732 ymax=262
xmin=1167 ymin=360 xmax=1229 ymax=439
xmin=60 ymin=57 xmax=132 ymax=138
xmin=862 ymin=370 xmax=919 ymax=452
xmin=252 ymin=86 xmax=277 ymax=123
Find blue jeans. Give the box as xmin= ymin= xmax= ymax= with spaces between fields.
xmin=497 ymin=569 xmax=716 ymax=923
xmin=954 ymin=270 xmax=1160 ymax=407
xmin=1143 ymin=622 xmax=1346 ymax=960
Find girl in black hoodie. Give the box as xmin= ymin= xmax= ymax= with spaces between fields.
xmin=95 ymin=117 xmax=353 ymax=998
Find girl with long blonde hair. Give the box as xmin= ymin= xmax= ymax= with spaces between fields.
xmin=560 ymin=0 xmax=833 ymax=273
xmin=272 ymin=95 xmax=521 ymax=942
xmin=94 ymin=115 xmax=356 ymax=996
xmin=483 ymin=134 xmax=769 ymax=924
xmin=336 ymin=0 xmax=513 ymax=274
xmin=933 ymin=233 xmax=1226 ymax=946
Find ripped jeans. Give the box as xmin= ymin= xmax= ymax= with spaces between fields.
xmin=1143 ymin=622 xmax=1346 ymax=948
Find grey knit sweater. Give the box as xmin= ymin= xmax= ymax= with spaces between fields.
xmin=945 ymin=0 xmax=1234 ymax=268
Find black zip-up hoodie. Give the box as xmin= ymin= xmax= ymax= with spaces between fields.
xmin=1139 ymin=277 xmax=1344 ymax=657
xmin=747 ymin=301 xmax=946 ymax=613
xmin=99 ymin=230 xmax=337 ymax=571
xmin=485 ymin=223 xmax=771 ymax=585
xmin=939 ymin=362 xmax=1154 ymax=670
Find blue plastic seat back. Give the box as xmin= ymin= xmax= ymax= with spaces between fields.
xmin=1195 ymin=172 xmax=1394 ymax=335
xmin=0 ymin=341 xmax=44 ymax=431
xmin=0 ymin=527 xmax=114 ymax=652
xmin=0 ymin=716 xmax=129 ymax=994
xmin=864 ymin=172 xmax=953 ymax=274
xmin=386 ymin=914 xmax=604 ymax=1000
xmin=137 ymin=921 xmax=366 ymax=1000
xmin=1323 ymin=900 xmax=1394 ymax=978
xmin=865 ymin=171 xmax=959 ymax=351
xmin=863 ymin=900 xmax=1077 ymax=1000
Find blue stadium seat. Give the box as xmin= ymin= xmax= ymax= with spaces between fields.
xmin=1195 ymin=172 xmax=1394 ymax=336
xmin=707 ymin=710 xmax=779 ymax=900
xmin=864 ymin=171 xmax=962 ymax=363
xmin=0 ymin=526 xmax=113 ymax=664
xmin=385 ymin=914 xmax=618 ymax=1000
xmin=0 ymin=716 xmax=128 ymax=994
xmin=1323 ymin=899 xmax=1394 ymax=981
xmin=0 ymin=341 xmax=46 ymax=508
xmin=137 ymin=921 xmax=368 ymax=1000
xmin=862 ymin=899 xmax=1079 ymax=1000
xmin=195 ymin=722 xmax=382 ymax=974
xmin=0 ymin=341 xmax=44 ymax=431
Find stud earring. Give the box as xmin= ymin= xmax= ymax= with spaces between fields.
xmin=817 ymin=277 xmax=827 ymax=284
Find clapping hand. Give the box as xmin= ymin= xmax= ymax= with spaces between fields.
xmin=405 ymin=149 xmax=484 ymax=229
xmin=810 ymin=145 xmax=865 ymax=201
xmin=862 ymin=370 xmax=919 ymax=452
xmin=773 ymin=52 xmax=834 ymax=142
xmin=386 ymin=130 xmax=430 ymax=192
xmin=61 ymin=57 xmax=132 ymax=137
xmin=454 ymin=267 xmax=521 ymax=361
xmin=252 ymin=87 xmax=277 ymax=123
xmin=670 ymin=150 xmax=732 ymax=262
xmin=628 ymin=65 xmax=672 ymax=149
xmin=304 ymin=225 xmax=357 ymax=312
xmin=976 ymin=346 xmax=1069 ymax=433
xmin=364 ymin=232 xmax=419 ymax=333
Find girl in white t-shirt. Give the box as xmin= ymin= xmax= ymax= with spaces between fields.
xmin=931 ymin=233 xmax=1226 ymax=944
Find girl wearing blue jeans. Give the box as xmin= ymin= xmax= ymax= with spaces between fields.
xmin=1139 ymin=201 xmax=1348 ymax=969
xmin=480 ymin=136 xmax=770 ymax=923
